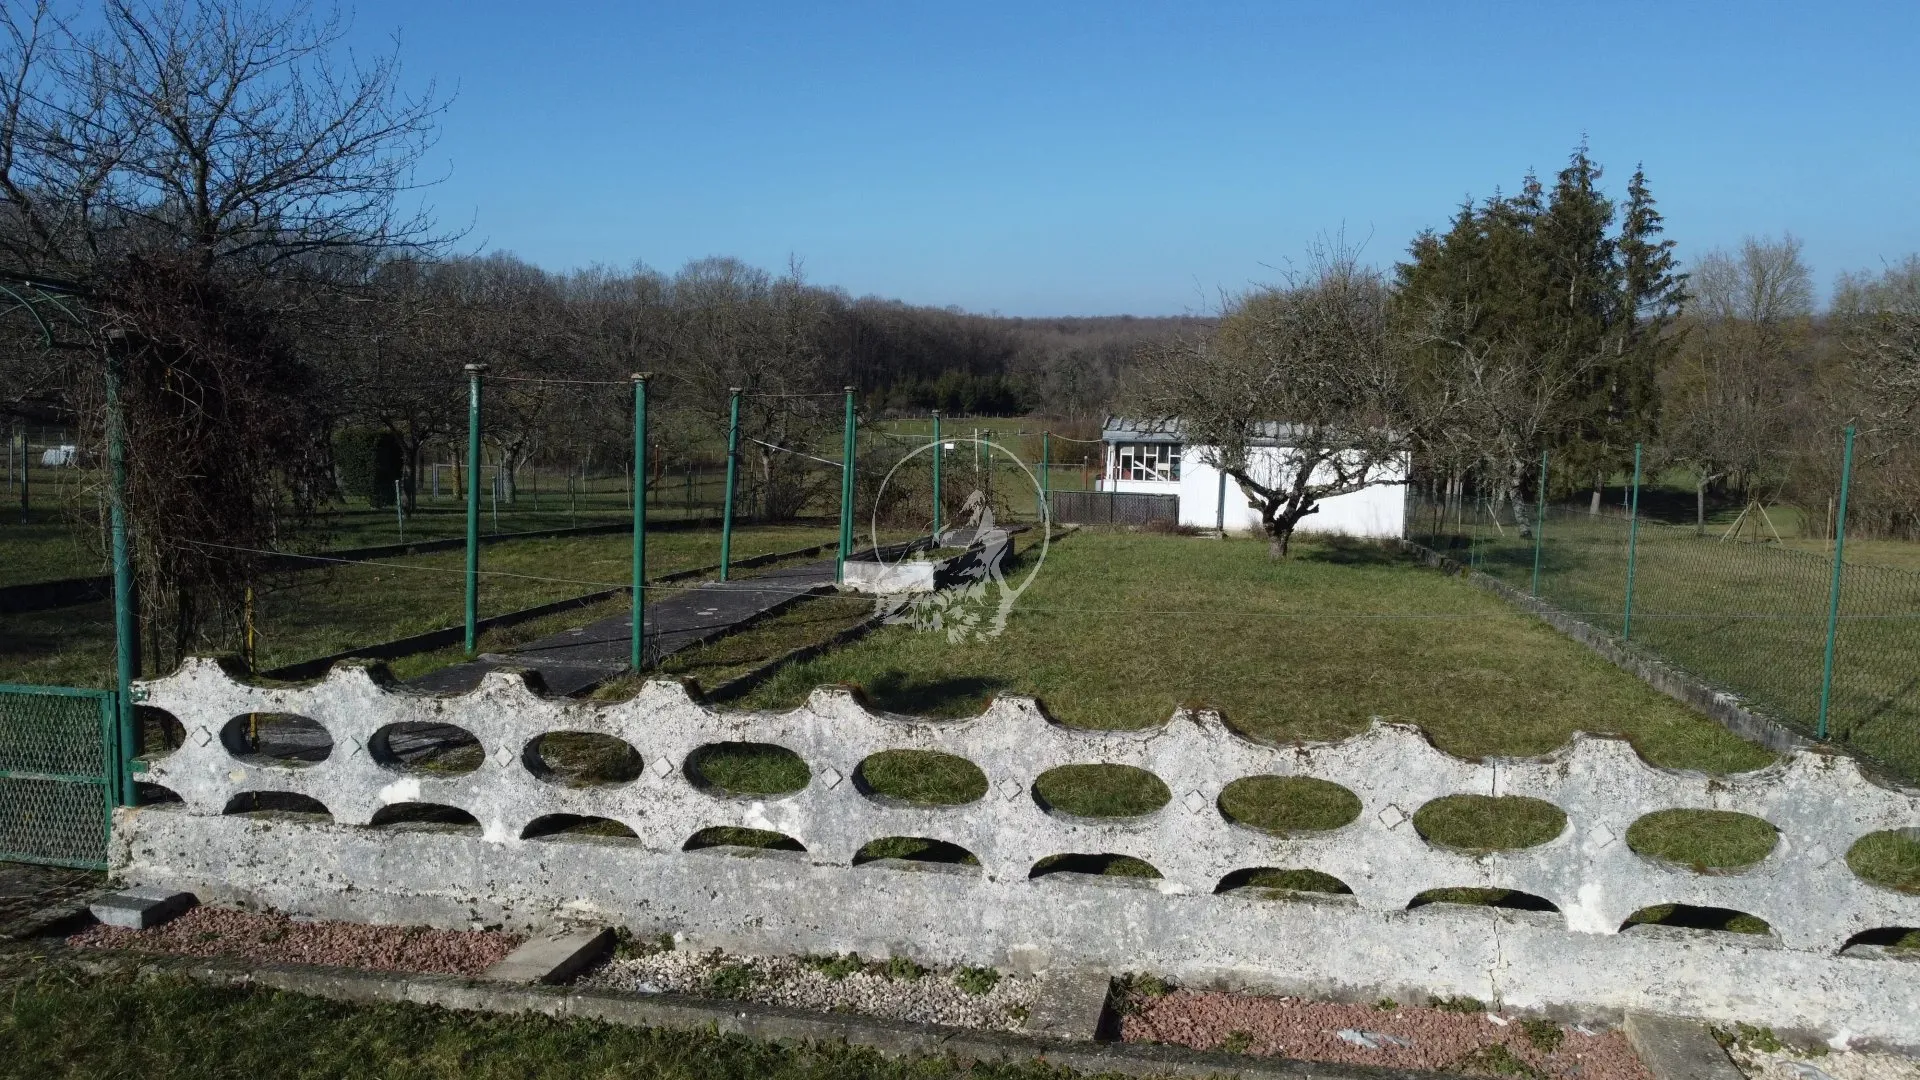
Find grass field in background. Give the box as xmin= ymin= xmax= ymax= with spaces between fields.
xmin=1415 ymin=500 xmax=1920 ymax=783
xmin=0 ymin=525 xmax=840 ymax=688
xmin=743 ymin=531 xmax=1774 ymax=773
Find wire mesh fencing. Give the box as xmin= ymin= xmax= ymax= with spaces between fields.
xmin=1408 ymin=490 xmax=1920 ymax=785
xmin=0 ymin=684 xmax=116 ymax=869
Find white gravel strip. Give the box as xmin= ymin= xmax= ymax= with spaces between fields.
xmin=1731 ymin=1045 xmax=1920 ymax=1080
xmin=583 ymin=949 xmax=1040 ymax=1030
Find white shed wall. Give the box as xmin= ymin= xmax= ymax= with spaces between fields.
xmin=1101 ymin=444 xmax=1406 ymax=538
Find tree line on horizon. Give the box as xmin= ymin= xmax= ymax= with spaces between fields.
xmin=0 ymin=0 xmax=1915 ymax=656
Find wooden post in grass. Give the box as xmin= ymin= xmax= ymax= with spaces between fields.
xmin=631 ymin=374 xmax=650 ymax=671
xmin=1816 ymin=425 xmax=1856 ymax=740
xmin=463 ymin=363 xmax=487 ymax=656
xmin=1622 ymin=443 xmax=1643 ymax=641
xmin=720 ymin=388 xmax=742 ymax=581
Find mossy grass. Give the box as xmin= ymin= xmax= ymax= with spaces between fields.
xmin=683 ymin=826 xmax=804 ymax=851
xmin=1410 ymin=887 xmax=1558 ymax=912
xmin=1845 ymin=829 xmax=1920 ymax=892
xmin=531 ymin=731 xmax=643 ymax=786
xmin=1624 ymin=903 xmax=1772 ymax=935
xmin=1032 ymin=764 xmax=1170 ymax=818
xmin=0 ymin=967 xmax=1093 ymax=1080
xmin=1626 ymin=810 xmax=1777 ymax=871
xmin=1030 ymin=853 xmax=1162 ymax=878
xmin=1217 ymin=776 xmax=1360 ymax=834
xmin=1228 ymin=867 xmax=1352 ymax=894
xmin=855 ymin=750 xmax=988 ymax=805
xmin=685 ymin=742 xmax=810 ymax=796
xmin=1413 ymin=795 xmax=1567 ymax=854
xmin=852 ymin=836 xmax=980 ymax=866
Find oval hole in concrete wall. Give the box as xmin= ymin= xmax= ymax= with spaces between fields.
xmin=854 ymin=750 xmax=988 ymax=806
xmin=1028 ymin=853 xmax=1162 ymax=880
xmin=220 ymin=714 xmax=332 ymax=766
xmin=1844 ymin=828 xmax=1920 ymax=893
xmin=137 ymin=707 xmax=185 ymax=759
xmin=222 ymin=791 xmax=331 ymax=819
xmin=1840 ymin=927 xmax=1920 ymax=954
xmin=1217 ymin=776 xmax=1361 ymax=836
xmin=369 ymin=802 xmax=480 ymax=834
xmin=523 ymin=731 xmax=643 ymax=787
xmin=370 ymin=723 xmax=484 ymax=776
xmin=683 ymin=826 xmax=805 ymax=852
xmin=1409 ymin=887 xmax=1560 ymax=913
xmin=522 ymin=814 xmax=638 ymax=842
xmin=134 ymin=782 xmax=182 ymax=805
xmin=1626 ymin=809 xmax=1777 ymax=873
xmin=852 ymin=836 xmax=980 ymax=866
xmin=685 ymin=742 xmax=809 ymax=797
xmin=1412 ymin=794 xmax=1567 ymax=854
xmin=1621 ymin=903 xmax=1772 ymax=936
xmin=1215 ymin=867 xmax=1352 ymax=896
xmin=1031 ymin=764 xmax=1170 ymax=819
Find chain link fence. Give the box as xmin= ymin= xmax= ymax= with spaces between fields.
xmin=0 ymin=684 xmax=117 ymax=869
xmin=1408 ymin=487 xmax=1920 ymax=785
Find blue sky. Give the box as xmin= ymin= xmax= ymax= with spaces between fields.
xmin=357 ymin=1 xmax=1920 ymax=315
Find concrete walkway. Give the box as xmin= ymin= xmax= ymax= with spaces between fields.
xmin=406 ymin=556 xmax=847 ymax=697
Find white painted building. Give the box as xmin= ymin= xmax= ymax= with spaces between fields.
xmin=1096 ymin=417 xmax=1407 ymax=538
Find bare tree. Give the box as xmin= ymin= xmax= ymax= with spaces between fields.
xmin=1126 ymin=247 xmax=1411 ymax=557
xmin=0 ymin=0 xmax=447 ymax=660
xmin=1661 ymin=235 xmax=1812 ymax=530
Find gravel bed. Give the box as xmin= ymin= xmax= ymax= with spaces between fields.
xmin=68 ymin=906 xmax=522 ymax=978
xmin=1731 ymin=1043 xmax=1920 ymax=1080
xmin=1120 ymin=987 xmax=1653 ymax=1080
xmin=583 ymin=948 xmax=1040 ymax=1030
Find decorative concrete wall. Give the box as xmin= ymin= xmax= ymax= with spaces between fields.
xmin=117 ymin=659 xmax=1920 ymax=1048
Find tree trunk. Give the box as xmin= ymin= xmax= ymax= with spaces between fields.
xmin=1589 ymin=484 xmax=1601 ymax=516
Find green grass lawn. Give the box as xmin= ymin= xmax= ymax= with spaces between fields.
xmin=0 ymin=967 xmax=1092 ymax=1080
xmin=742 ymin=531 xmax=1774 ymax=773
xmin=0 ymin=525 xmax=841 ymax=688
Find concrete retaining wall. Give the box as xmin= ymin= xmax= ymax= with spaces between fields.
xmin=118 ymin=659 xmax=1920 ymax=1048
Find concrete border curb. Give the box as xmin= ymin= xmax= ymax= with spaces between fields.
xmin=24 ymin=944 xmax=1450 ymax=1080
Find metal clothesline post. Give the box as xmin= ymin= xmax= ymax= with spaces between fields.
xmin=1530 ymin=450 xmax=1548 ymax=597
xmin=630 ymin=374 xmax=649 ymax=671
xmin=720 ymin=388 xmax=742 ymax=581
xmin=1816 ymin=425 xmax=1856 ymax=740
xmin=462 ymin=363 xmax=487 ymax=655
xmin=1622 ymin=443 xmax=1643 ymax=640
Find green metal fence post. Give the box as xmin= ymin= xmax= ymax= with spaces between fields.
xmin=1531 ymin=450 xmax=1548 ymax=597
xmin=630 ymin=374 xmax=650 ymax=670
xmin=837 ymin=387 xmax=856 ymax=584
xmin=720 ymin=388 xmax=741 ymax=581
xmin=1817 ymin=425 xmax=1856 ymax=740
xmin=463 ymin=363 xmax=487 ymax=655
xmin=1040 ymin=431 xmax=1051 ymax=522
xmin=105 ymin=334 xmax=137 ymax=806
xmin=1622 ymin=443 xmax=1643 ymax=640
xmin=930 ymin=410 xmax=943 ymax=540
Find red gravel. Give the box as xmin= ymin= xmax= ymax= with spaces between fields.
xmin=68 ymin=906 xmax=522 ymax=978
xmin=1121 ymin=989 xmax=1655 ymax=1080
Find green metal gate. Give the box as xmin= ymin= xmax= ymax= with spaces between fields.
xmin=0 ymin=684 xmax=118 ymax=870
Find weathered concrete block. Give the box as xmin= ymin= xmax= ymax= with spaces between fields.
xmin=1623 ymin=1013 xmax=1744 ymax=1080
xmin=485 ymin=927 xmax=615 ymax=985
xmin=89 ymin=887 xmax=195 ymax=929
xmin=1021 ymin=970 xmax=1114 ymax=1041
xmin=841 ymin=559 xmax=937 ymax=594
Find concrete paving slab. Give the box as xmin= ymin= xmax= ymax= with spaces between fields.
xmin=89 ymin=886 xmax=196 ymax=929
xmin=1021 ymin=970 xmax=1115 ymax=1041
xmin=1624 ymin=1013 xmax=1746 ymax=1080
xmin=485 ymin=927 xmax=616 ymax=984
